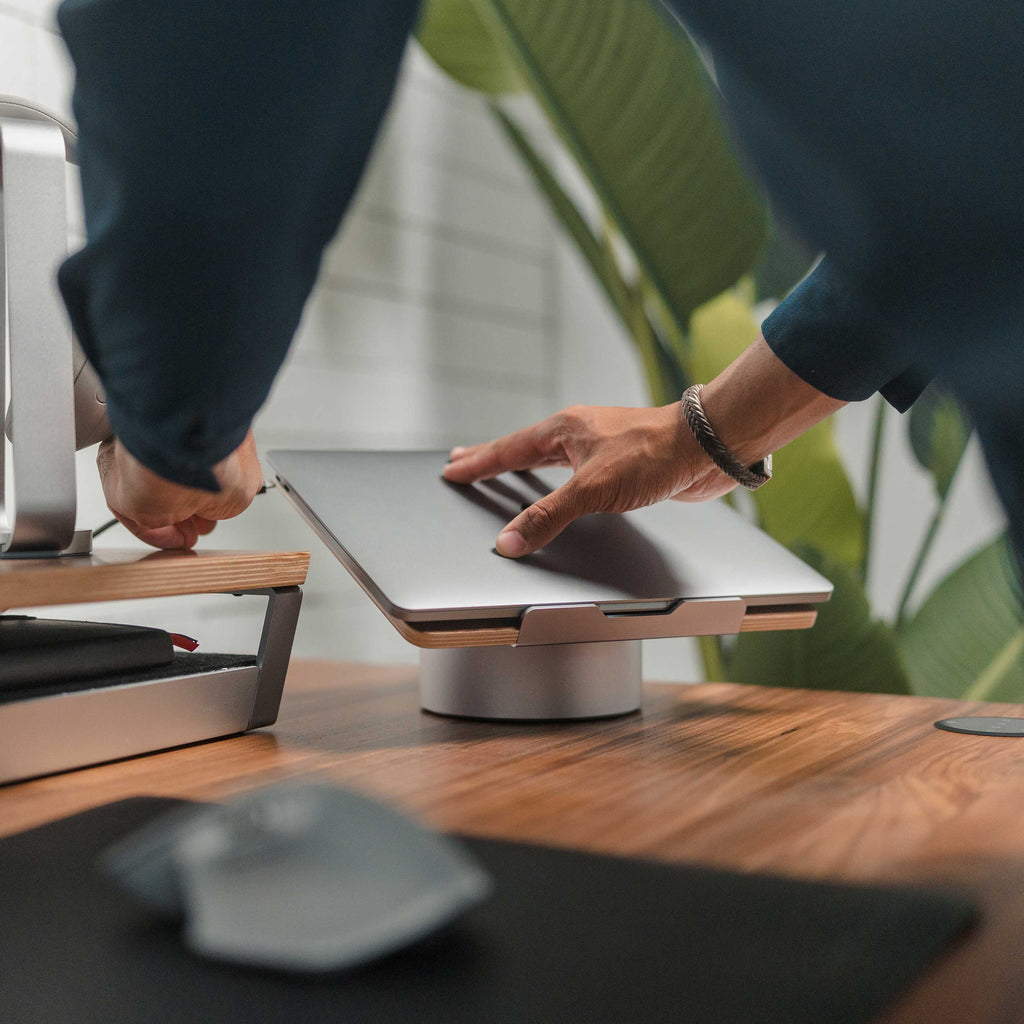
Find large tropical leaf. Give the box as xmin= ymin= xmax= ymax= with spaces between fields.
xmin=415 ymin=0 xmax=523 ymax=94
xmin=727 ymin=546 xmax=910 ymax=694
xmin=491 ymin=108 xmax=689 ymax=404
xmin=688 ymin=291 xmax=865 ymax=566
xmin=907 ymin=383 xmax=971 ymax=500
xmin=416 ymin=0 xmax=767 ymax=329
xmin=898 ymin=534 xmax=1024 ymax=701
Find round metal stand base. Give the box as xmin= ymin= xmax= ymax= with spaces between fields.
xmin=419 ymin=641 xmax=642 ymax=721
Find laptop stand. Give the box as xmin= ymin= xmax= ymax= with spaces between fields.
xmin=388 ymin=594 xmax=817 ymax=721
xmin=268 ymin=449 xmax=831 ymax=722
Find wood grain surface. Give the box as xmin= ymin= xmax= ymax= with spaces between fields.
xmin=4 ymin=661 xmax=1024 ymax=1022
xmin=0 ymin=548 xmax=310 ymax=610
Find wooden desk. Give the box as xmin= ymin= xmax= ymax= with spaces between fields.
xmin=4 ymin=662 xmax=1024 ymax=1023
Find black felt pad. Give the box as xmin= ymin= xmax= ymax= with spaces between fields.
xmin=0 ymin=798 xmax=976 ymax=1024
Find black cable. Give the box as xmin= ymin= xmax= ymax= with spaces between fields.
xmin=92 ymin=517 xmax=119 ymax=538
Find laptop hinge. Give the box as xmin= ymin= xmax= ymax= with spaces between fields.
xmin=515 ymin=597 xmax=747 ymax=647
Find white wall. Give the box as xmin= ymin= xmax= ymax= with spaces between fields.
xmin=4 ymin=3 xmax=1006 ymax=683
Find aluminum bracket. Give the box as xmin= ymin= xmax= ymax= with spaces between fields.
xmin=515 ymin=596 xmax=747 ymax=647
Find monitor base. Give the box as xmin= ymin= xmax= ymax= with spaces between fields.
xmin=0 ymin=529 xmax=93 ymax=559
xmin=419 ymin=640 xmax=642 ymax=721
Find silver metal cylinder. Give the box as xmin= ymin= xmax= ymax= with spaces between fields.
xmin=419 ymin=640 xmax=642 ymax=720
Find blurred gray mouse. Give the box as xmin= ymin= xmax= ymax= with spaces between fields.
xmin=101 ymin=784 xmax=491 ymax=973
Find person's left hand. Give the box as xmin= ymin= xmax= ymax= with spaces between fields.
xmin=97 ymin=430 xmax=264 ymax=549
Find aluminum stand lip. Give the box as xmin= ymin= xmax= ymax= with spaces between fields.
xmin=419 ymin=640 xmax=642 ymax=721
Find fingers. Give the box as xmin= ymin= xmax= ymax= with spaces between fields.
xmin=444 ymin=403 xmax=728 ymax=558
xmin=97 ymin=434 xmax=255 ymax=551
xmin=442 ymin=418 xmax=568 ymax=484
xmin=193 ymin=516 xmax=219 ymax=536
xmin=495 ymin=479 xmax=586 ymax=557
xmin=113 ymin=513 xmax=199 ymax=550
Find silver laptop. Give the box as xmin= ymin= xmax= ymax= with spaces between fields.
xmin=268 ymin=450 xmax=832 ymax=646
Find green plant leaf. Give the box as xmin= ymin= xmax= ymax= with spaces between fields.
xmin=686 ymin=285 xmax=757 ymax=384
xmin=907 ymin=383 xmax=972 ymax=499
xmin=726 ymin=546 xmax=910 ymax=694
xmin=897 ymin=534 xmax=1024 ymax=701
xmin=490 ymin=107 xmax=626 ymax=322
xmin=755 ymin=428 xmax=865 ymax=567
xmin=422 ymin=0 xmax=766 ymax=331
xmin=415 ymin=0 xmax=524 ymax=95
xmin=688 ymin=291 xmax=865 ymax=566
xmin=489 ymin=109 xmax=685 ymax=403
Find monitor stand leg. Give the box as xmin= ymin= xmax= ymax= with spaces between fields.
xmin=419 ymin=641 xmax=641 ymax=721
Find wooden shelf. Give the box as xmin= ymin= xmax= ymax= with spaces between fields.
xmin=0 ymin=547 xmax=310 ymax=611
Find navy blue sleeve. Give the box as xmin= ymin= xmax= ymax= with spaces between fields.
xmin=761 ymin=258 xmax=929 ymax=413
xmin=57 ymin=0 xmax=421 ymax=489
xmin=661 ymin=0 xmax=1023 ymax=414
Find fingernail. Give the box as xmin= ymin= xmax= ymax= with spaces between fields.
xmin=449 ymin=446 xmax=467 ymax=461
xmin=496 ymin=529 xmax=527 ymax=557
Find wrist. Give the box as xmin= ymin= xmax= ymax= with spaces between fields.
xmin=697 ymin=375 xmax=775 ymax=467
xmin=681 ymin=385 xmax=773 ymax=490
xmin=697 ymin=334 xmax=848 ymax=465
xmin=662 ymin=401 xmax=737 ymax=492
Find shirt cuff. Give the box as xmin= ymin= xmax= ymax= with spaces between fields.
xmin=761 ymin=257 xmax=930 ymax=411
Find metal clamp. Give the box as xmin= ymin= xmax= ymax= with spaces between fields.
xmin=246 ymin=585 xmax=304 ymax=729
xmin=515 ymin=596 xmax=747 ymax=646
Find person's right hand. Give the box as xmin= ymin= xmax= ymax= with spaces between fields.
xmin=442 ymin=403 xmax=736 ymax=557
xmin=97 ymin=430 xmax=264 ymax=549
xmin=442 ymin=336 xmax=848 ymax=557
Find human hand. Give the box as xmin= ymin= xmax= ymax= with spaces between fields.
xmin=441 ymin=337 xmax=848 ymax=558
xmin=441 ymin=404 xmax=735 ymax=557
xmin=96 ymin=430 xmax=263 ymax=549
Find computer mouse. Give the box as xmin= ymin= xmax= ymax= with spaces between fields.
xmin=100 ymin=784 xmax=492 ymax=973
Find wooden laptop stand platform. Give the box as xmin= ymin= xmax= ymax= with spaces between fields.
xmin=0 ymin=548 xmax=309 ymax=785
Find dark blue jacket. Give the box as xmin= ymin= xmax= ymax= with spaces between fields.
xmin=56 ymin=0 xmax=1024 ymax=554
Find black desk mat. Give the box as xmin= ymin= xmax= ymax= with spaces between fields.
xmin=0 ymin=798 xmax=976 ymax=1024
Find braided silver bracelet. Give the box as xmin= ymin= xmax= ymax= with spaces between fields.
xmin=680 ymin=384 xmax=773 ymax=491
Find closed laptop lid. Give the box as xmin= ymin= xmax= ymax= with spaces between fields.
xmin=268 ymin=450 xmax=832 ymax=627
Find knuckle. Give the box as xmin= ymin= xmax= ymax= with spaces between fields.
xmin=547 ymin=406 xmax=587 ymax=451
xmin=521 ymin=500 xmax=557 ymax=535
xmin=557 ymin=405 xmax=586 ymax=431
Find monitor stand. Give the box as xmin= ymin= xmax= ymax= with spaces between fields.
xmin=419 ymin=640 xmax=642 ymax=721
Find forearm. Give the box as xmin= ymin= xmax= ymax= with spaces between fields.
xmin=57 ymin=0 xmax=420 ymax=488
xmin=698 ymin=333 xmax=846 ymax=468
